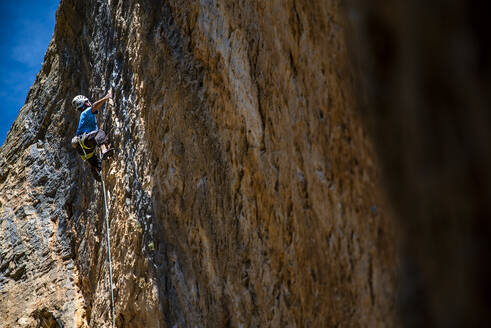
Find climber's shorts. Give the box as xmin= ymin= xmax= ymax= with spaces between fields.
xmin=82 ymin=129 xmax=107 ymax=148
xmin=74 ymin=129 xmax=107 ymax=165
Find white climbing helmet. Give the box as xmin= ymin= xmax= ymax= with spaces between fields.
xmin=72 ymin=95 xmax=89 ymax=110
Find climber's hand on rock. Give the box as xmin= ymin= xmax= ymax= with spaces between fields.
xmin=92 ymin=88 xmax=113 ymax=111
xmin=105 ymin=88 xmax=113 ymax=100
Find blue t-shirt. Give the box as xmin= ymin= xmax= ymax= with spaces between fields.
xmin=76 ymin=108 xmax=98 ymax=135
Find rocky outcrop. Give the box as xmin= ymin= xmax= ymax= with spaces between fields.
xmin=0 ymin=0 xmax=397 ymax=327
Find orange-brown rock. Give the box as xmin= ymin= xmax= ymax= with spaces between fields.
xmin=0 ymin=0 xmax=398 ymax=327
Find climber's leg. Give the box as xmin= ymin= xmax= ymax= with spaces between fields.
xmin=87 ymin=155 xmax=102 ymax=182
xmin=101 ymin=145 xmax=114 ymax=160
xmin=82 ymin=131 xmax=99 ymax=148
xmin=94 ymin=129 xmax=107 ymax=146
xmin=94 ymin=130 xmax=114 ymax=160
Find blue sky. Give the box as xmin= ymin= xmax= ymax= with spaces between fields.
xmin=0 ymin=0 xmax=59 ymax=146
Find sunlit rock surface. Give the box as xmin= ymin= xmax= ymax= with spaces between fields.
xmin=0 ymin=1 xmax=398 ymax=327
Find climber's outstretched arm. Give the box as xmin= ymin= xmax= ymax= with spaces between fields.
xmin=91 ymin=89 xmax=113 ymax=112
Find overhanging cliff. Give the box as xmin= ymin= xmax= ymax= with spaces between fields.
xmin=0 ymin=1 xmax=397 ymax=327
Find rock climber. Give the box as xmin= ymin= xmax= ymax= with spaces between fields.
xmin=71 ymin=89 xmax=114 ymax=182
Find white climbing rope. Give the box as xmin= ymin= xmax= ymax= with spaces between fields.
xmin=101 ymin=157 xmax=116 ymax=328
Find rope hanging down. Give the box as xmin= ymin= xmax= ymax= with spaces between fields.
xmin=101 ymin=156 xmax=116 ymax=328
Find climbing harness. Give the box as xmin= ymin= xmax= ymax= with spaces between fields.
xmin=101 ymin=154 xmax=116 ymax=328
xmin=77 ymin=136 xmax=95 ymax=161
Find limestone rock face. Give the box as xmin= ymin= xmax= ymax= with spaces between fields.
xmin=0 ymin=1 xmax=397 ymax=327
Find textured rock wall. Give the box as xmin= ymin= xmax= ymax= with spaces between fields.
xmin=0 ymin=32 xmax=88 ymax=327
xmin=346 ymin=0 xmax=491 ymax=327
xmin=0 ymin=0 xmax=397 ymax=327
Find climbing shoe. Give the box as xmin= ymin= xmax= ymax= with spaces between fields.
xmin=101 ymin=148 xmax=114 ymax=161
